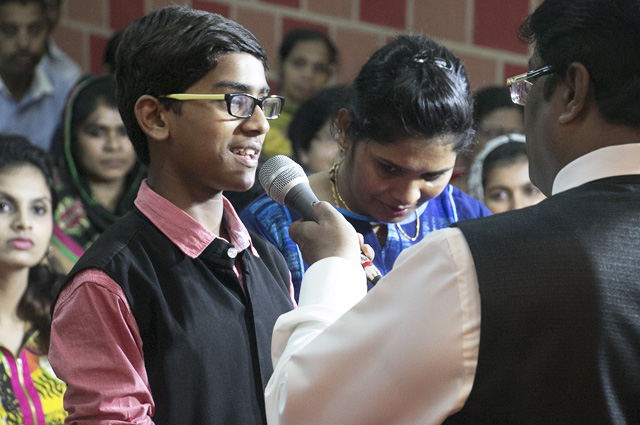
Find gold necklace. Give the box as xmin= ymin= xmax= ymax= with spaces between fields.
xmin=396 ymin=212 xmax=420 ymax=242
xmin=395 ymin=214 xmax=420 ymax=242
xmin=396 ymin=212 xmax=420 ymax=238
xmin=329 ymin=160 xmax=354 ymax=212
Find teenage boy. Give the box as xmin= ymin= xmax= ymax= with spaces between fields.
xmin=48 ymin=6 xmax=295 ymax=425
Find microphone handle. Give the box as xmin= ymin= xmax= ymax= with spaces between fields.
xmin=283 ymin=183 xmax=318 ymax=221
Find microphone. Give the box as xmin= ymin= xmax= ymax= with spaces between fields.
xmin=259 ymin=155 xmax=382 ymax=285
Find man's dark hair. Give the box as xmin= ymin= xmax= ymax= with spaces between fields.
xmin=345 ymin=35 xmax=474 ymax=153
xmin=278 ymin=28 xmax=338 ymax=66
xmin=288 ymin=85 xmax=349 ymax=158
xmin=520 ymin=0 xmax=640 ymax=128
xmin=473 ymin=85 xmax=523 ymax=127
xmin=0 ymin=0 xmax=46 ymax=10
xmin=115 ymin=5 xmax=267 ymax=165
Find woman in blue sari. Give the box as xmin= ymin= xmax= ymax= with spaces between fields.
xmin=241 ymin=35 xmax=491 ymax=300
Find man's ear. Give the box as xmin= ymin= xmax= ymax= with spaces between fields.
xmin=559 ymin=62 xmax=592 ymax=124
xmin=134 ymin=95 xmax=169 ymax=141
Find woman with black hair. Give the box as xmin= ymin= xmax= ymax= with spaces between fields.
xmin=0 ymin=134 xmax=66 ymax=424
xmin=241 ymin=35 xmax=491 ymax=300
xmin=50 ymin=75 xmax=145 ymax=273
xmin=467 ymin=133 xmax=545 ymax=214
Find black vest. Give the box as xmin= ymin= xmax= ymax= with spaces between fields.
xmin=444 ymin=176 xmax=640 ymax=424
xmin=52 ymin=208 xmax=293 ymax=425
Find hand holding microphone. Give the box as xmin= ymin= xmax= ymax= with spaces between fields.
xmin=260 ymin=155 xmax=382 ymax=285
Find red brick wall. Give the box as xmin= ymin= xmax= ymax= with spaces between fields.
xmin=52 ymin=0 xmax=538 ymax=92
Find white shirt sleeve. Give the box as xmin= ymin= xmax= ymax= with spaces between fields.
xmin=265 ymin=227 xmax=481 ymax=425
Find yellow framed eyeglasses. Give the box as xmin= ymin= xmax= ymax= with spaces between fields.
xmin=161 ymin=93 xmax=285 ymax=119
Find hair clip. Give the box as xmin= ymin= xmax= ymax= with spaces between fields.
xmin=412 ymin=54 xmax=452 ymax=70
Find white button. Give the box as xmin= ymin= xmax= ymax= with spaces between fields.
xmin=227 ymin=247 xmax=237 ymax=258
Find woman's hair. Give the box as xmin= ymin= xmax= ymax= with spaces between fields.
xmin=288 ymin=85 xmax=349 ymax=158
xmin=0 ymin=134 xmax=62 ymax=353
xmin=482 ymin=140 xmax=528 ymax=184
xmin=466 ymin=133 xmax=526 ymax=202
xmin=345 ymin=35 xmax=474 ymax=152
xmin=279 ymin=28 xmax=338 ymax=66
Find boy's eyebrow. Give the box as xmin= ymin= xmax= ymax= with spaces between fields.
xmin=212 ymin=80 xmax=270 ymax=95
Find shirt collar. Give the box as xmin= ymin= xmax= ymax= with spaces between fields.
xmin=134 ymin=180 xmax=257 ymax=258
xmin=552 ymin=143 xmax=640 ymax=195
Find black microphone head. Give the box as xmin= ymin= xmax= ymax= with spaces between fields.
xmin=259 ymin=155 xmax=309 ymax=205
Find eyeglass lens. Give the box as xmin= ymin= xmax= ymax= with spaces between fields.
xmin=229 ymin=94 xmax=282 ymax=119
xmin=510 ymin=80 xmax=532 ymax=106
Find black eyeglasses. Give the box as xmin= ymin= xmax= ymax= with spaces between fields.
xmin=160 ymin=93 xmax=285 ymax=119
xmin=506 ymin=66 xmax=555 ymax=106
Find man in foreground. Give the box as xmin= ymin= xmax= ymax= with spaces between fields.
xmin=265 ymin=0 xmax=640 ymax=423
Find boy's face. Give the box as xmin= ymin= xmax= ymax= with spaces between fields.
xmin=0 ymin=1 xmax=48 ymax=80
xmin=162 ymin=52 xmax=270 ymax=195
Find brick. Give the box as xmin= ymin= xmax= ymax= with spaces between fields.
xmin=473 ymin=0 xmax=529 ymax=54
xmin=282 ymin=18 xmax=328 ymax=36
xmin=149 ymin=0 xmax=191 ymax=9
xmin=236 ymin=8 xmax=277 ymax=69
xmin=413 ymin=0 xmax=467 ymax=43
xmin=504 ymin=63 xmax=528 ymax=81
xmin=260 ymin=0 xmax=300 ymax=7
xmin=454 ymin=51 xmax=499 ymax=91
xmin=109 ymin=0 xmax=144 ymax=30
xmin=360 ymin=0 xmax=405 ymax=29
xmin=90 ymin=34 xmax=109 ymax=74
xmin=51 ymin=26 xmax=85 ymax=71
xmin=67 ymin=0 xmax=107 ymax=27
xmin=308 ymin=0 xmax=353 ymax=20
xmin=333 ymin=28 xmax=381 ymax=84
xmin=192 ymin=0 xmax=231 ymax=16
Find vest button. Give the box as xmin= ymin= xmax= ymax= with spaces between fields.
xmin=227 ymin=247 xmax=237 ymax=258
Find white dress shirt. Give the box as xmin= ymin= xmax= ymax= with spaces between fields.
xmin=265 ymin=143 xmax=640 ymax=425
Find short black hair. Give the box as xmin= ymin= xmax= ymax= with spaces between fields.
xmin=0 ymin=0 xmax=46 ymax=10
xmin=279 ymin=28 xmax=338 ymax=66
xmin=103 ymin=30 xmax=122 ymax=74
xmin=473 ymin=85 xmax=523 ymax=126
xmin=345 ymin=35 xmax=474 ymax=152
xmin=115 ymin=5 xmax=267 ymax=165
xmin=288 ymin=85 xmax=349 ymax=159
xmin=520 ymin=0 xmax=640 ymax=128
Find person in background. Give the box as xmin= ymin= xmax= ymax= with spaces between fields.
xmin=40 ymin=0 xmax=82 ymax=83
xmin=241 ymin=35 xmax=491 ymax=300
xmin=265 ymin=0 xmax=640 ymax=423
xmin=452 ymin=85 xmax=524 ymax=192
xmin=0 ymin=0 xmax=76 ymax=151
xmin=260 ymin=28 xmax=338 ymax=160
xmin=467 ymin=133 xmax=545 ymax=214
xmin=288 ymin=85 xmax=347 ymax=174
xmin=0 ymin=134 xmax=66 ymax=425
xmin=49 ymin=74 xmax=145 ymax=273
xmin=102 ymin=29 xmax=122 ymax=75
xmin=48 ymin=6 xmax=295 ymax=424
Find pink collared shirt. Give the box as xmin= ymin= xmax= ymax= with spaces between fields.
xmin=49 ymin=181 xmax=295 ymax=424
